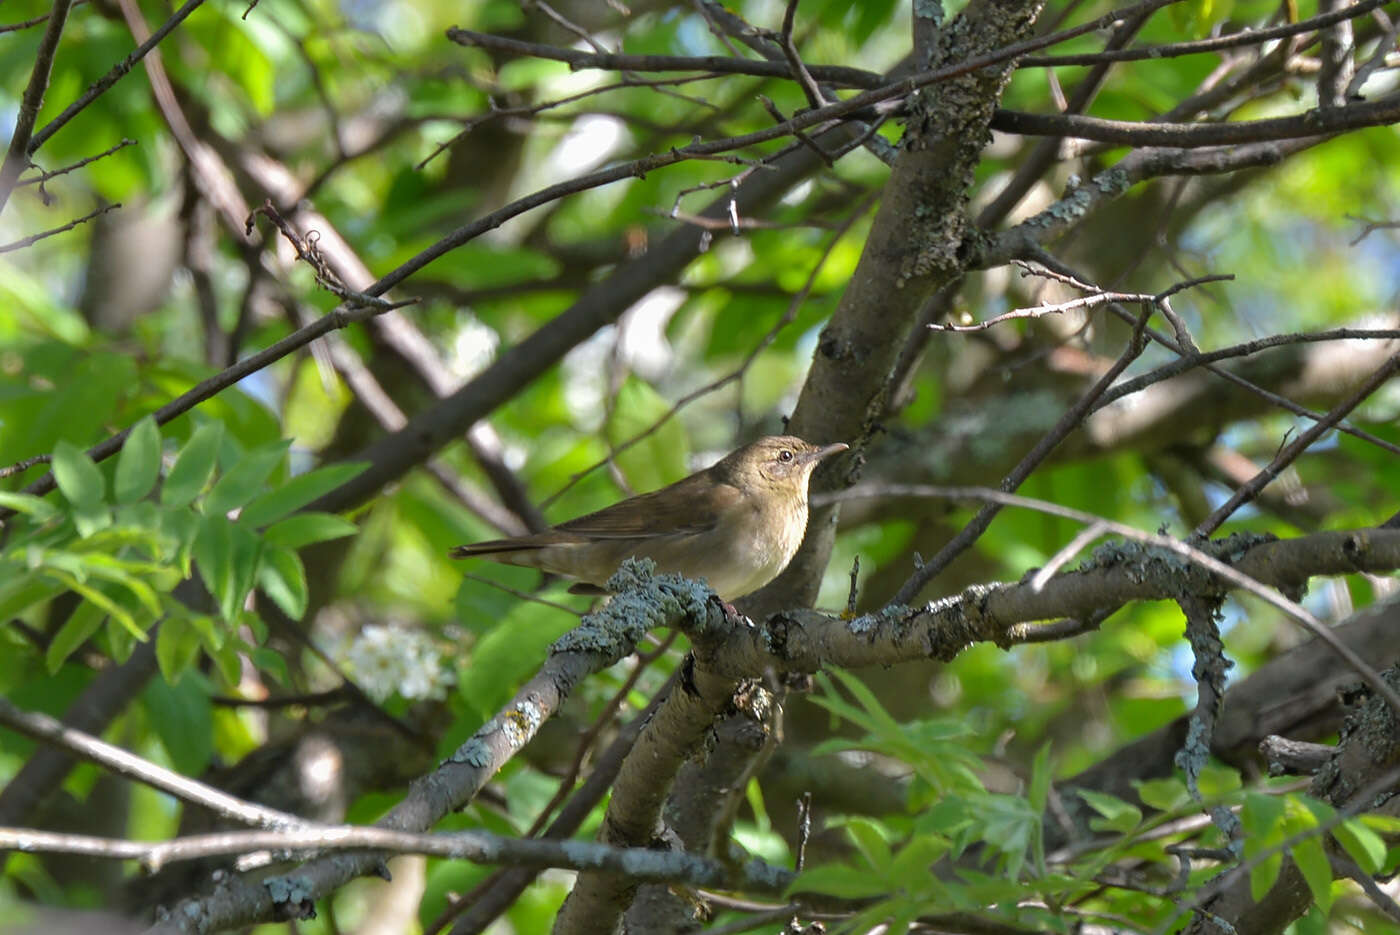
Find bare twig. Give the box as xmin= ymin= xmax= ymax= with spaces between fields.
xmin=776 ymin=0 xmax=827 ymax=109
xmin=248 ymin=200 xmax=416 ymax=310
xmin=1021 ymin=0 xmax=1392 ymax=68
xmin=0 ymin=0 xmax=75 ymax=214
xmin=1030 ymin=521 xmax=1110 ymax=591
xmin=17 ymin=138 xmax=136 ymax=188
xmin=1194 ymin=351 xmax=1400 ymax=536
xmin=0 ymin=824 xmax=790 ymax=891
xmin=29 ymin=0 xmax=210 ymax=155
xmin=541 ymin=194 xmax=876 ymax=509
xmin=0 ymin=201 xmax=120 ymax=254
xmin=893 ymin=309 xmax=1152 ymax=604
xmin=840 ymin=483 xmax=1400 ymax=717
xmin=0 ymin=697 xmax=308 ymax=831
xmin=0 ymin=1 xmax=87 ymax=36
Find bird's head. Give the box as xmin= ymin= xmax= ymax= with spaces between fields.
xmin=721 ymin=435 xmax=849 ymax=498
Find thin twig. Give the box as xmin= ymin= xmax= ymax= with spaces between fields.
xmin=540 ymin=194 xmax=876 ymax=509
xmin=0 ymin=0 xmax=75 ymax=213
xmin=0 ymin=201 xmax=120 ymax=254
xmin=0 ymin=824 xmax=790 ymax=890
xmin=1030 ymin=521 xmax=1109 ymax=591
xmin=0 ymin=697 xmax=309 ymax=830
xmin=1194 ymin=351 xmax=1400 ymax=536
xmin=892 ymin=309 xmax=1153 ymax=604
xmin=1022 ymin=0 xmax=1392 ymax=68
xmin=840 ymin=483 xmax=1400 ymax=717
xmin=0 ymin=1 xmax=88 ymax=36
xmin=17 ymin=138 xmax=135 ymax=188
xmin=28 ymin=0 xmax=211 ymax=155
xmin=776 ymin=0 xmax=827 ymax=109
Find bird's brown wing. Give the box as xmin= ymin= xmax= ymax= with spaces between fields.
xmin=552 ymin=471 xmax=742 ymax=539
xmin=449 ymin=473 xmax=744 ymax=559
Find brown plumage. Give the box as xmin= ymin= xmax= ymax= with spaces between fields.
xmin=451 ymin=436 xmax=848 ymax=601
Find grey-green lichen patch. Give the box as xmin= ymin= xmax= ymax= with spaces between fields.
xmin=447 ymin=699 xmax=547 ymax=768
xmin=1081 ymin=540 xmax=1196 ymax=589
xmin=847 ymin=602 xmax=910 ymax=636
xmin=449 ymin=734 xmax=495 ymax=768
xmin=264 ymin=874 xmax=316 ymax=918
xmin=1093 ymin=167 xmax=1132 ymax=195
xmin=1028 ymin=167 xmax=1134 ymax=229
xmin=499 ymin=698 xmax=545 ymax=749
xmin=919 ymin=584 xmax=995 ymax=657
xmin=552 ymin=559 xmax=728 ymax=660
xmin=913 ymin=0 xmax=944 ymax=25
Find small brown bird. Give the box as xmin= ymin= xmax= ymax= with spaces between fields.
xmin=451 ymin=436 xmax=848 ymax=601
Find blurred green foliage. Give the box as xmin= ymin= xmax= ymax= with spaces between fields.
xmin=2 ymin=0 xmax=1400 ymax=930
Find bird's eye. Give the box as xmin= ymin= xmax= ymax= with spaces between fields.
xmin=778 ymin=449 xmax=794 ymax=462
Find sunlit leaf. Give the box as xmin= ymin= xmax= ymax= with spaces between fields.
xmin=239 ymin=462 xmax=369 ymax=528
xmin=162 ymin=423 xmax=223 ymax=508
xmin=204 ymin=440 xmax=290 ymax=517
xmin=51 ymin=441 xmax=104 ymax=507
xmin=114 ymin=416 xmax=161 ymax=504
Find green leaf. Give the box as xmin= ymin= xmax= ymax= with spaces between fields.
xmin=257 ymin=546 xmax=308 ymax=620
xmin=72 ymin=500 xmax=112 ymax=538
xmin=0 ymin=491 xmax=59 ymax=521
xmin=1291 ymin=834 xmax=1333 ymax=913
xmin=887 ymin=836 xmax=950 ymax=891
xmin=606 ymin=379 xmax=689 ymax=494
xmin=226 ymin=524 xmax=263 ymax=622
xmin=239 ymin=461 xmax=369 ymax=528
xmin=156 ymin=616 xmax=204 ymax=683
xmin=457 ymin=600 xmax=578 ymax=718
xmin=1334 ymin=818 xmax=1387 ymax=874
xmin=1250 ymin=851 xmax=1282 ymax=901
xmin=142 ymin=673 xmax=213 ymax=776
xmin=262 ymin=512 xmax=358 ymax=549
xmin=162 ymin=423 xmax=223 ymax=508
xmin=204 ymin=440 xmax=289 ymax=516
xmin=45 ymin=599 xmax=106 ymax=672
xmin=1358 ymin=813 xmax=1400 ymax=834
xmin=1076 ymin=789 xmax=1142 ymax=833
xmin=0 ymin=575 xmax=65 ymax=620
xmin=206 ymin=632 xmax=243 ymax=686
xmin=105 ymin=614 xmax=138 ymax=663
xmin=114 ymin=416 xmax=161 ymax=504
xmin=52 ymin=440 xmax=105 ymax=507
xmin=43 ymin=570 xmax=146 ymax=642
xmin=247 ymin=646 xmax=289 ymax=687
xmin=843 ymin=817 xmax=893 ymax=870
xmin=160 ymin=508 xmax=201 ymax=576
xmin=1028 ymin=742 xmax=1052 ymax=814
xmin=186 ymin=613 xmax=224 ymax=651
xmin=1241 ymin=791 xmax=1286 ymax=844
xmin=193 ymin=514 xmax=234 ymax=620
xmin=1134 ymin=777 xmax=1190 ymax=813
xmin=790 ymin=863 xmax=890 ymax=899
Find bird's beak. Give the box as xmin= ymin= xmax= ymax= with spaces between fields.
xmin=800 ymin=442 xmax=849 ymax=465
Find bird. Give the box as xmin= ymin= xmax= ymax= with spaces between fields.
xmin=451 ymin=435 xmax=848 ymax=601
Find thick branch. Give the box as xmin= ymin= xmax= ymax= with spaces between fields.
xmin=147 ymin=563 xmax=729 ymax=934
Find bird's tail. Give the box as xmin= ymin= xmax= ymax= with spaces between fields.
xmin=449 ymin=539 xmax=545 ymax=559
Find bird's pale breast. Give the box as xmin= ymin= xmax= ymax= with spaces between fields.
xmin=528 ymin=488 xmax=806 ymax=601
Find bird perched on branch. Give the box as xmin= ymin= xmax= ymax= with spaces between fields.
xmin=451 ymin=435 xmax=848 ymax=601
